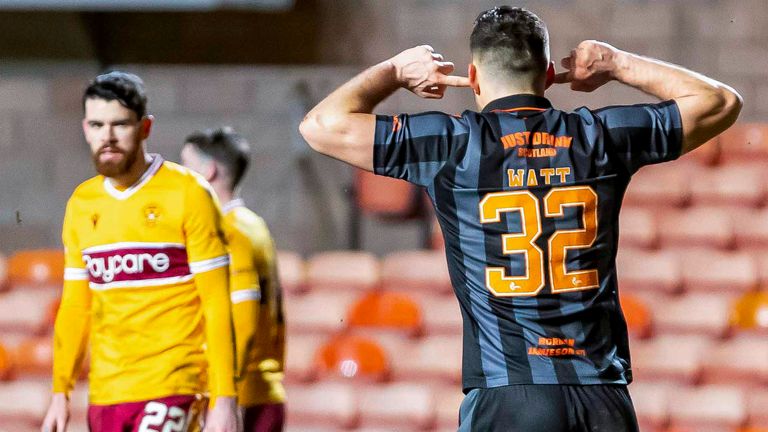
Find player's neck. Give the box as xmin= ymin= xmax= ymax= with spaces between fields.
xmin=108 ymin=152 xmax=152 ymax=190
xmin=212 ymin=183 xmax=235 ymax=207
xmin=477 ymin=80 xmax=545 ymax=109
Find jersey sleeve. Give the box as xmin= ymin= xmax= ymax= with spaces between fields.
xmin=373 ymin=112 xmax=468 ymax=186
xmin=183 ymin=178 xmax=229 ymax=271
xmin=594 ymin=100 xmax=683 ymax=174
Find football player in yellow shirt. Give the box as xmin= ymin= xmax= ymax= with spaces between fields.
xmin=41 ymin=72 xmax=238 ymax=432
xmin=181 ymin=127 xmax=286 ymax=432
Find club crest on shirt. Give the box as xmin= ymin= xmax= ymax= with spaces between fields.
xmin=91 ymin=213 xmax=100 ymax=229
xmin=143 ymin=204 xmax=162 ymax=227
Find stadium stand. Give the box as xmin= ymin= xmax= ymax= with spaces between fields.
xmin=306 ymin=250 xmax=380 ymax=292
xmin=730 ymin=291 xmax=768 ymax=334
xmin=620 ymin=293 xmax=653 ymax=339
xmin=346 ymin=291 xmax=423 ymax=336
xmin=667 ymin=385 xmax=747 ymax=431
xmin=618 ymin=207 xmax=658 ymax=249
xmin=0 ymin=253 xmax=8 ymax=292
xmin=313 ymin=334 xmax=390 ymax=382
xmin=380 ymin=249 xmax=452 ymax=295
xmin=7 ymin=249 xmax=63 ymax=288
xmin=276 ymin=250 xmax=306 ymax=294
xmin=0 ymin=341 xmax=12 ymax=381
xmin=718 ymin=123 xmax=768 ymax=163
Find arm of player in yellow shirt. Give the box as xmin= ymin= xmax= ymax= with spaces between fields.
xmin=230 ymin=265 xmax=260 ymax=383
xmin=52 ymin=278 xmax=91 ymax=396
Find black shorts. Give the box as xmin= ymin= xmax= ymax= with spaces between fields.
xmin=458 ymin=384 xmax=639 ymax=432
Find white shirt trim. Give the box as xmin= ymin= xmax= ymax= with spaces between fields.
xmin=221 ymin=199 xmax=245 ymax=214
xmin=82 ymin=242 xmax=185 ymax=254
xmin=189 ymin=255 xmax=229 ymax=274
xmin=231 ymin=289 xmax=261 ymax=304
xmin=64 ymin=267 xmax=89 ymax=281
xmin=89 ymin=274 xmax=195 ymax=291
xmin=102 ymin=154 xmax=164 ymax=201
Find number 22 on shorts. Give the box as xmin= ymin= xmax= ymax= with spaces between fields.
xmin=479 ymin=186 xmax=599 ymax=297
xmin=137 ymin=401 xmax=188 ymax=432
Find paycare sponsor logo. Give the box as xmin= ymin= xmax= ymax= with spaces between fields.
xmin=82 ymin=245 xmax=190 ymax=286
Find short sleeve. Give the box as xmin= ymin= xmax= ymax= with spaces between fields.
xmin=373 ymin=112 xmax=469 ymax=186
xmin=62 ymin=199 xmax=88 ymax=281
xmin=595 ymin=100 xmax=683 ymax=174
xmin=183 ymin=178 xmax=229 ymax=274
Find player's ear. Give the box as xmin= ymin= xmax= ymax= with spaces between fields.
xmin=140 ymin=115 xmax=154 ymax=140
xmin=468 ymin=63 xmax=480 ymax=95
xmin=545 ymin=61 xmax=556 ymax=90
xmin=206 ymin=162 xmax=217 ymax=183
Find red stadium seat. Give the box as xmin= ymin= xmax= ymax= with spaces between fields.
xmin=380 ymin=249 xmax=452 ymax=294
xmin=357 ymin=383 xmax=437 ymax=430
xmin=619 ymin=207 xmax=658 ymax=249
xmin=284 ymin=334 xmax=324 ymax=383
xmin=733 ymin=209 xmax=768 ymax=250
xmin=658 ymin=207 xmax=735 ymax=250
xmin=679 ymin=249 xmax=757 ymax=293
xmin=629 ymin=382 xmax=671 ymax=431
xmin=13 ymin=336 xmax=52 ymax=377
xmin=747 ymin=389 xmax=768 ymax=429
xmin=284 ymin=382 xmax=359 ymax=429
xmin=702 ymin=335 xmax=768 ymax=386
xmin=730 ymin=292 xmax=768 ymax=334
xmin=719 ymin=123 xmax=768 ymax=162
xmin=0 ymin=289 xmax=60 ymax=334
xmin=8 ymin=249 xmax=64 ymax=288
xmin=616 ymin=248 xmax=682 ymax=294
xmin=346 ymin=291 xmax=423 ymax=336
xmin=0 ymin=253 xmax=8 ymax=292
xmin=690 ymin=163 xmax=768 ymax=207
xmin=283 ymin=290 xmax=358 ymax=335
xmin=620 ymin=293 xmax=652 ymax=339
xmin=623 ymin=162 xmax=692 ymax=208
xmin=354 ymin=169 xmax=423 ymax=218
xmin=276 ymin=250 xmax=305 ymax=294
xmin=0 ymin=342 xmax=12 ymax=381
xmin=314 ymin=334 xmax=390 ymax=382
xmin=631 ymin=335 xmax=713 ymax=384
xmin=653 ymin=293 xmax=735 ymax=336
xmin=421 ymin=294 xmax=463 ymax=335
xmin=391 ymin=335 xmax=462 ymax=385
xmin=668 ymin=385 xmax=747 ymax=430
xmin=306 ymin=251 xmax=380 ymax=292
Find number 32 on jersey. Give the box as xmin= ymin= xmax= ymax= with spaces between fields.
xmin=479 ymin=186 xmax=599 ymax=297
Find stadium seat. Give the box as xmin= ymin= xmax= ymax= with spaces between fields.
xmin=733 ymin=209 xmax=768 ymax=250
xmin=283 ymin=290 xmax=358 ymax=335
xmin=354 ymin=169 xmax=424 ymax=219
xmin=690 ymin=163 xmax=768 ymax=207
xmin=653 ymin=293 xmax=734 ymax=336
xmin=0 ymin=253 xmax=8 ymax=292
xmin=658 ymin=207 xmax=735 ymax=250
xmin=430 ymin=217 xmax=445 ymax=251
xmin=620 ymin=293 xmax=653 ymax=339
xmin=616 ymin=248 xmax=682 ymax=294
xmin=0 ymin=342 xmax=12 ymax=381
xmin=13 ymin=336 xmax=52 ymax=377
xmin=346 ymin=291 xmax=423 ymax=336
xmin=679 ymin=249 xmax=757 ymax=293
xmin=7 ymin=249 xmax=64 ymax=288
xmin=357 ymin=382 xmax=437 ymax=431
xmin=380 ymin=249 xmax=452 ymax=295
xmin=434 ymin=385 xmax=462 ymax=430
xmin=618 ymin=207 xmax=658 ymax=249
xmin=0 ymin=379 xmax=49 ymax=422
xmin=668 ymin=385 xmax=747 ymax=430
xmin=276 ymin=250 xmax=306 ymax=294
xmin=718 ymin=123 xmax=768 ymax=162
xmin=306 ymin=251 xmax=380 ymax=292
xmin=747 ymin=389 xmax=768 ymax=429
xmin=284 ymin=334 xmax=324 ymax=383
xmin=284 ymin=382 xmax=359 ymax=429
xmin=702 ymin=335 xmax=768 ymax=386
xmin=314 ymin=334 xmax=390 ymax=382
xmin=631 ymin=334 xmax=713 ymax=384
xmin=679 ymin=137 xmax=720 ymax=165
xmin=730 ymin=292 xmax=768 ymax=334
xmin=623 ymin=162 xmax=693 ymax=208
xmin=753 ymin=252 xmax=768 ymax=288
xmin=421 ymin=294 xmax=463 ymax=335
xmin=0 ymin=289 xmax=60 ymax=334
xmin=391 ymin=335 xmax=462 ymax=385
xmin=629 ymin=382 xmax=671 ymax=431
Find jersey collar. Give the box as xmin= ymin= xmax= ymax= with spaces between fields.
xmin=221 ymin=198 xmax=245 ymax=214
xmin=102 ymin=153 xmax=164 ymax=201
xmin=482 ymin=94 xmax=552 ymax=113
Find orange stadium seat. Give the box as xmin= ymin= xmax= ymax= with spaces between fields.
xmin=702 ymin=335 xmax=768 ymax=386
xmin=354 ymin=169 xmax=424 ymax=219
xmin=0 ymin=342 xmax=12 ymax=381
xmin=380 ymin=249 xmax=452 ymax=294
xmin=314 ymin=334 xmax=390 ymax=382
xmin=284 ymin=334 xmax=324 ymax=383
xmin=306 ymin=251 xmax=380 ymax=292
xmin=346 ymin=291 xmax=423 ymax=336
xmin=283 ymin=290 xmax=358 ymax=335
xmin=679 ymin=249 xmax=757 ymax=293
xmin=8 ymin=249 xmax=64 ymax=288
xmin=618 ymin=207 xmax=658 ymax=249
xmin=276 ymin=250 xmax=306 ymax=294
xmin=390 ymin=335 xmax=462 ymax=385
xmin=653 ymin=293 xmax=735 ymax=336
xmin=631 ymin=334 xmax=713 ymax=384
xmin=357 ymin=383 xmax=437 ymax=431
xmin=620 ymin=293 xmax=652 ymax=339
xmin=668 ymin=385 xmax=747 ymax=431
xmin=690 ymin=163 xmax=768 ymax=207
xmin=616 ymin=248 xmax=682 ymax=294
xmin=421 ymin=294 xmax=463 ymax=335
xmin=730 ymin=291 xmax=768 ymax=334
xmin=629 ymin=382 xmax=671 ymax=432
xmin=0 ymin=289 xmax=60 ymax=334
xmin=13 ymin=336 xmax=52 ymax=377
xmin=747 ymin=389 xmax=768 ymax=429
xmin=284 ymin=382 xmax=359 ymax=429
xmin=718 ymin=123 xmax=768 ymax=162
xmin=658 ymin=207 xmax=735 ymax=250
xmin=623 ymin=162 xmax=693 ymax=208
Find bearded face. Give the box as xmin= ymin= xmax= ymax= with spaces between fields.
xmin=83 ymin=98 xmax=145 ymax=179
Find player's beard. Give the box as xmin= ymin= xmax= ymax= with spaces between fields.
xmin=92 ymin=143 xmax=139 ymax=178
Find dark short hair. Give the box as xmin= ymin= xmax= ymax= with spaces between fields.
xmin=470 ymin=6 xmax=549 ymax=77
xmin=185 ymin=127 xmax=251 ymax=189
xmin=83 ymin=71 xmax=148 ymax=119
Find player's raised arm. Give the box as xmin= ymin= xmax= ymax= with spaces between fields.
xmin=554 ymin=40 xmax=743 ymax=153
xmin=299 ymin=45 xmax=470 ymax=171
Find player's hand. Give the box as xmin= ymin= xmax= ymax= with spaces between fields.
xmin=553 ymin=40 xmax=624 ymax=92
xmin=41 ymin=393 xmax=70 ymax=432
xmin=203 ymin=396 xmax=240 ymax=432
xmin=389 ymin=45 xmax=470 ymax=99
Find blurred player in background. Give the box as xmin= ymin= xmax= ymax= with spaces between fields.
xmin=181 ymin=127 xmax=286 ymax=432
xmin=300 ymin=5 xmax=742 ymax=431
xmin=42 ymin=72 xmax=238 ymax=432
